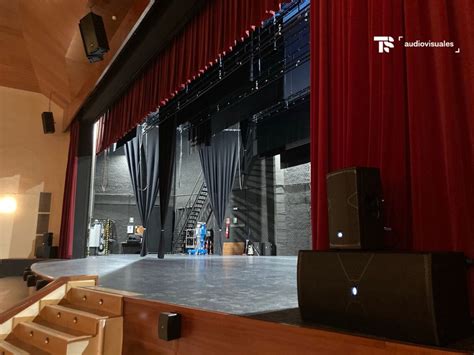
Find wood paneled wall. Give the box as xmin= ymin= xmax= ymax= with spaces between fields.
xmin=122 ymin=297 xmax=466 ymax=355
xmin=0 ymin=0 xmax=150 ymax=129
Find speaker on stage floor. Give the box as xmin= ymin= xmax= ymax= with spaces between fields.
xmin=261 ymin=242 xmax=274 ymax=256
xmin=297 ymin=251 xmax=471 ymax=346
xmin=326 ymin=167 xmax=384 ymax=249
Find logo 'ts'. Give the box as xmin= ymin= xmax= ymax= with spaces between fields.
xmin=373 ymin=36 xmax=395 ymax=53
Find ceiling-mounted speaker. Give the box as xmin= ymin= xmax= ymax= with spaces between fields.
xmin=41 ymin=112 xmax=55 ymax=134
xmin=79 ymin=12 xmax=109 ymax=63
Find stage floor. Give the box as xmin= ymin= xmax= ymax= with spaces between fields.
xmin=32 ymin=255 xmax=298 ymax=315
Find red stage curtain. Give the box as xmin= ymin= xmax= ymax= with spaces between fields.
xmin=311 ymin=0 xmax=473 ymax=310
xmin=58 ymin=121 xmax=80 ymax=259
xmin=96 ymin=0 xmax=283 ymax=153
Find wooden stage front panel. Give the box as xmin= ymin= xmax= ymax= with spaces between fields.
xmin=122 ymin=297 xmax=466 ymax=355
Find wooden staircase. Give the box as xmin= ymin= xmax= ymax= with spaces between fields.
xmin=0 ymin=277 xmax=123 ymax=355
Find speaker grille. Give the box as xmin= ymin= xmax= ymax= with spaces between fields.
xmin=297 ymin=251 xmax=471 ymax=345
xmin=41 ymin=112 xmax=55 ymax=134
xmin=79 ymin=12 xmax=109 ymax=63
xmin=327 ymin=167 xmax=384 ymax=249
xmin=327 ymin=169 xmax=360 ymax=248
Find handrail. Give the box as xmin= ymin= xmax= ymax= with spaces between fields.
xmin=173 ymin=182 xmax=208 ymax=252
xmin=197 ymin=195 xmax=212 ymax=225
xmin=175 ymin=171 xmax=203 ymax=227
xmin=172 ymin=171 xmax=205 ymax=249
xmin=0 ymin=274 xmax=98 ymax=324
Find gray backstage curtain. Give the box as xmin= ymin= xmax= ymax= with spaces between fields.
xmin=125 ymin=126 xmax=160 ymax=256
xmin=199 ymin=128 xmax=240 ymax=253
xmin=157 ymin=117 xmax=176 ymax=258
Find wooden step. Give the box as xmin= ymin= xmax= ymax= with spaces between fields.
xmin=1 ymin=336 xmax=48 ymax=355
xmin=62 ymin=287 xmax=123 ymax=317
xmin=0 ymin=339 xmax=30 ymax=355
xmin=12 ymin=322 xmax=91 ymax=354
xmin=39 ymin=304 xmax=107 ymax=336
xmin=57 ymin=303 xmax=115 ymax=318
xmin=80 ymin=286 xmax=140 ymax=298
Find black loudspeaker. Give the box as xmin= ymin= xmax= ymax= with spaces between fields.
xmin=36 ymin=279 xmax=50 ymax=291
xmin=36 ymin=232 xmax=52 ymax=248
xmin=326 ymin=167 xmax=383 ymax=249
xmin=23 ymin=270 xmax=33 ymax=281
xmin=35 ymin=234 xmax=56 ymax=258
xmin=261 ymin=242 xmax=274 ymax=256
xmin=158 ymin=312 xmax=181 ymax=341
xmin=42 ymin=112 xmax=55 ymax=134
xmin=297 ymin=251 xmax=472 ymax=346
xmin=35 ymin=246 xmax=58 ymax=259
xmin=79 ymin=12 xmax=109 ymax=63
xmin=26 ymin=274 xmax=37 ymax=287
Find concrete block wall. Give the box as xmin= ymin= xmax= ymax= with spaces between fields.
xmin=92 ymin=147 xmax=171 ymax=253
xmin=274 ymin=156 xmax=312 ymax=255
xmin=91 ymin=135 xmax=312 ymax=256
xmin=174 ymin=132 xmax=203 ymax=209
xmin=93 ymin=147 xmax=140 ymax=253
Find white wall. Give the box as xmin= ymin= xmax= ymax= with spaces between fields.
xmin=0 ymin=86 xmax=69 ymax=258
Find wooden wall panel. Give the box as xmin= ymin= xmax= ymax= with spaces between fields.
xmin=0 ymin=0 xmax=150 ymax=126
xmin=122 ymin=297 xmax=466 ymax=355
xmin=0 ymin=1 xmax=39 ymax=92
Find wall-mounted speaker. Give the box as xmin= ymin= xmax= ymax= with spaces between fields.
xmin=79 ymin=12 xmax=109 ymax=63
xmin=326 ymin=167 xmax=384 ymax=249
xmin=158 ymin=312 xmax=181 ymax=341
xmin=41 ymin=112 xmax=55 ymax=134
xmin=297 ymin=251 xmax=472 ymax=346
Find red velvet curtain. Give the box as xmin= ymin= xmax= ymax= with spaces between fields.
xmin=58 ymin=121 xmax=80 ymax=259
xmin=96 ymin=0 xmax=283 ymax=153
xmin=311 ymin=0 xmax=473 ymax=310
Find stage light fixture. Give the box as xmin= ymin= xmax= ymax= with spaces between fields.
xmin=0 ymin=196 xmax=17 ymax=214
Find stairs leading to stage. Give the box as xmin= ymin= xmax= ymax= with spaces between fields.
xmin=0 ymin=285 xmax=123 ymax=354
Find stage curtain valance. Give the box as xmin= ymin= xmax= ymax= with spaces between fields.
xmin=310 ymin=0 xmax=474 ymax=310
xmin=58 ymin=120 xmax=80 ymax=259
xmin=96 ymin=0 xmax=283 ymax=153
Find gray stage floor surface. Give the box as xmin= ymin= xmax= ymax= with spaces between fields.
xmin=32 ymin=255 xmax=298 ymax=315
